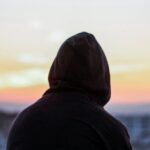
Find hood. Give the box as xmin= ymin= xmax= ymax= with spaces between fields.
xmin=48 ymin=32 xmax=111 ymax=106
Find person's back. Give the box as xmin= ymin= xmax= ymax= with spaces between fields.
xmin=7 ymin=32 xmax=132 ymax=150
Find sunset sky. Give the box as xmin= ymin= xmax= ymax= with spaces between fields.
xmin=0 ymin=0 xmax=150 ymax=106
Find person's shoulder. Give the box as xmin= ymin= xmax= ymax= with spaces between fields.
xmin=102 ymin=109 xmax=130 ymax=137
xmin=8 ymin=98 xmax=45 ymax=140
xmin=6 ymin=98 xmax=46 ymax=150
xmin=11 ymin=98 xmax=44 ymax=129
xmin=78 ymin=101 xmax=129 ymax=134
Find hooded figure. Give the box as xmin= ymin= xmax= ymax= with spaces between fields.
xmin=7 ymin=32 xmax=132 ymax=150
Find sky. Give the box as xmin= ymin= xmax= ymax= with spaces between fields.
xmin=0 ymin=0 xmax=150 ymax=106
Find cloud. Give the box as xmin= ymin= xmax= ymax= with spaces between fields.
xmin=0 ymin=68 xmax=48 ymax=88
xmin=110 ymin=64 xmax=146 ymax=74
xmin=17 ymin=52 xmax=50 ymax=65
xmin=28 ymin=20 xmax=43 ymax=30
xmin=47 ymin=31 xmax=65 ymax=43
xmin=0 ymin=63 xmax=147 ymax=89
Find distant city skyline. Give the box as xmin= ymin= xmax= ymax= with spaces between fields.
xmin=0 ymin=0 xmax=150 ymax=104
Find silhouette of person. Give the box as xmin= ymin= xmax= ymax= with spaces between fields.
xmin=7 ymin=32 xmax=132 ymax=150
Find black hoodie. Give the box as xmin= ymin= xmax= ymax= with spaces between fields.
xmin=48 ymin=32 xmax=110 ymax=106
xmin=7 ymin=32 xmax=132 ymax=150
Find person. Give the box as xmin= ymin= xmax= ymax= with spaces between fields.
xmin=7 ymin=32 xmax=132 ymax=150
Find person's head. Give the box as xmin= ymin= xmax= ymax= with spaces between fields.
xmin=48 ymin=32 xmax=111 ymax=106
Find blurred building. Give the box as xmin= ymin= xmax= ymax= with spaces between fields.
xmin=0 ymin=111 xmax=150 ymax=150
xmin=117 ymin=115 xmax=150 ymax=150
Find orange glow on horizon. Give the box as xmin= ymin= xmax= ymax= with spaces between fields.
xmin=0 ymin=85 xmax=48 ymax=104
xmin=0 ymin=83 xmax=149 ymax=105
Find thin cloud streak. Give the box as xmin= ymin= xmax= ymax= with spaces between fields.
xmin=110 ymin=64 xmax=147 ymax=74
xmin=0 ymin=63 xmax=147 ymax=89
xmin=0 ymin=68 xmax=48 ymax=88
xmin=17 ymin=53 xmax=50 ymax=65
